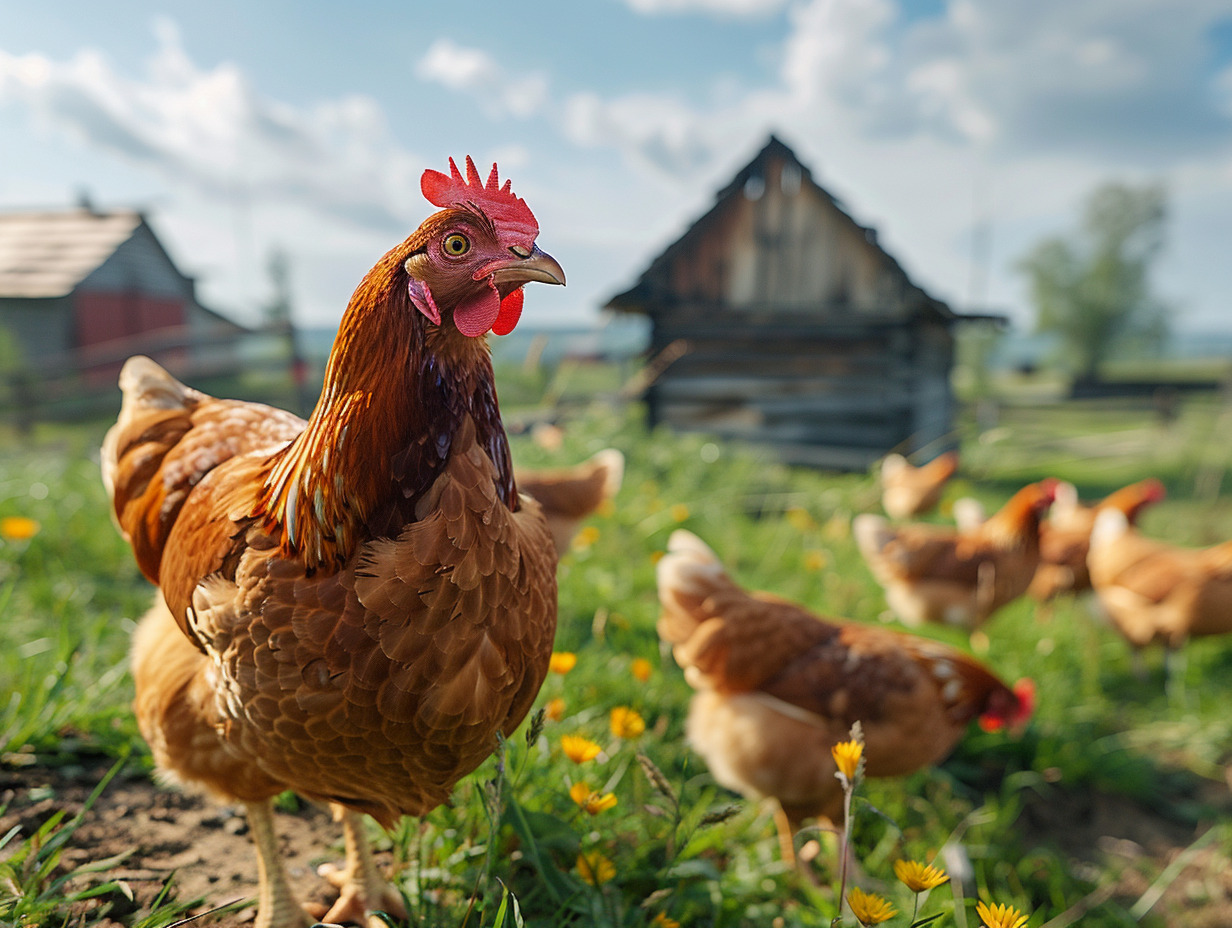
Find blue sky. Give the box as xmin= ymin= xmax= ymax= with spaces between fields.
xmin=3 ymin=0 xmax=1232 ymax=334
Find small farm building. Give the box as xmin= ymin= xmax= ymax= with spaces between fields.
xmin=606 ymin=135 xmax=987 ymax=470
xmin=0 ymin=205 xmax=246 ymax=384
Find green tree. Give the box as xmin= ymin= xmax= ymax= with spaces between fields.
xmin=1018 ymin=182 xmax=1170 ymax=382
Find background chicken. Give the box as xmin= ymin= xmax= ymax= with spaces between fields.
xmin=879 ymin=450 xmax=960 ymax=519
xmin=854 ymin=480 xmax=1057 ymax=629
xmin=103 ymin=157 xmax=563 ymax=928
xmin=1028 ymin=478 xmax=1165 ymax=602
xmin=656 ymin=530 xmax=1032 ymax=864
xmin=1088 ymin=508 xmax=1232 ymax=687
xmin=515 ymin=448 xmax=624 ymax=556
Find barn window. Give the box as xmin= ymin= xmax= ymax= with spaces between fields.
xmin=743 ymin=174 xmax=765 ymax=200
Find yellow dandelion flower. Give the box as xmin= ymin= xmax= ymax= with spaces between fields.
xmin=545 ymin=697 xmax=566 ymax=721
xmin=823 ymin=513 xmax=851 ymax=541
xmin=786 ymin=506 xmax=816 ymax=531
xmin=651 ymin=914 xmax=680 ymax=928
xmin=576 ymin=850 xmax=616 ymax=885
xmin=0 ymin=516 xmax=40 ymax=541
xmin=669 ymin=503 xmax=690 ymax=522
xmin=609 ymin=706 xmax=645 ymax=739
xmin=894 ymin=859 xmax=950 ymax=892
xmin=561 ymin=735 xmax=602 ymax=764
xmin=831 ymin=738 xmax=863 ymax=781
xmin=803 ymin=549 xmax=828 ymax=572
xmin=573 ymin=525 xmax=601 ymax=551
xmin=569 ymin=781 xmax=618 ymax=814
xmin=650 ymin=550 xmax=665 ymax=564
xmin=549 ymin=651 xmax=577 ymax=675
xmin=975 ymin=901 xmax=1029 ymax=928
xmin=597 ymin=499 xmax=616 ymax=517
xmin=847 ymin=887 xmax=897 ymax=926
xmin=630 ymin=657 xmax=653 ymax=682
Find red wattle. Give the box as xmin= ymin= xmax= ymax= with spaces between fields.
xmin=493 ymin=288 xmax=524 ymax=336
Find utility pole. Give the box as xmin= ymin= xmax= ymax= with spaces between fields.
xmin=265 ymin=248 xmax=312 ymax=418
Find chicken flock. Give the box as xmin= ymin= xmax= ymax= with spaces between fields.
xmin=100 ymin=157 xmax=1232 ymax=927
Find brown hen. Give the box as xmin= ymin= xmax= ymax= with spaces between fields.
xmin=879 ymin=450 xmax=959 ymax=519
xmin=1088 ymin=508 xmax=1232 ymax=684
xmin=656 ymin=530 xmax=1032 ymax=864
xmin=854 ymin=480 xmax=1057 ymax=629
xmin=1028 ymin=479 xmax=1165 ymax=602
xmin=104 ymin=156 xmax=563 ymax=928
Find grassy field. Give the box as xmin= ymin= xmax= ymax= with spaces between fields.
xmin=2 ymin=372 xmax=1232 ymax=927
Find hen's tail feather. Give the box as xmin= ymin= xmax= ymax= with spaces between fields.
xmin=852 ymin=513 xmax=893 ymax=563
xmin=656 ymin=530 xmax=729 ymax=646
xmin=118 ymin=355 xmax=199 ymax=411
xmin=594 ymin=448 xmax=625 ymax=503
xmin=101 ymin=357 xmax=198 ymax=494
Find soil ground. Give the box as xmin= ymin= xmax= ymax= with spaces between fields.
xmin=1 ymin=757 xmax=376 ymax=926
xmin=3 ymin=757 xmax=1231 ymax=926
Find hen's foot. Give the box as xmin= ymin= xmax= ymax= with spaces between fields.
xmin=317 ymin=861 xmax=407 ymax=928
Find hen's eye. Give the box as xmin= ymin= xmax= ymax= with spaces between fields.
xmin=442 ymin=233 xmax=470 ymax=257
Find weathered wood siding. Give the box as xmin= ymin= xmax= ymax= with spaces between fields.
xmin=641 ymin=157 xmax=916 ymax=316
xmin=647 ymin=313 xmax=952 ymax=469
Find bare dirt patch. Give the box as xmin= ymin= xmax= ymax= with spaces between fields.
xmin=1 ymin=756 xmax=376 ymax=926
xmin=1017 ymin=782 xmax=1232 ymax=926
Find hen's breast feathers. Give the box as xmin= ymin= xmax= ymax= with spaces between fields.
xmin=186 ymin=424 xmax=555 ymax=825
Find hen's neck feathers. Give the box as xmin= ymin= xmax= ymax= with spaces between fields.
xmin=978 ymin=485 xmax=1047 ymax=551
xmin=257 ymin=235 xmax=515 ymax=569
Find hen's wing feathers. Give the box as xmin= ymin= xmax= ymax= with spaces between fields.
xmin=658 ymin=531 xmax=998 ymax=725
xmin=855 ymin=516 xmax=984 ymax=583
xmin=657 ymin=532 xmax=835 ymax=691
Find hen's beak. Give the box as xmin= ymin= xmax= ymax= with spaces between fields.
xmin=484 ymin=245 xmax=566 ymax=287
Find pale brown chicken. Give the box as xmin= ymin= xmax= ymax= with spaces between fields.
xmin=1028 ymin=479 xmax=1165 ymax=602
xmin=879 ymin=450 xmax=959 ymax=520
xmin=854 ymin=480 xmax=1057 ymax=629
xmin=1088 ymin=508 xmax=1232 ymax=680
xmin=104 ymin=157 xmax=563 ymax=928
xmin=515 ymin=448 xmax=624 ymax=557
xmin=656 ymin=530 xmax=1032 ymax=863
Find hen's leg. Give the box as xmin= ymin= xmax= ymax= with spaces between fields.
xmin=318 ymin=804 xmax=408 ymax=928
xmin=245 ymin=799 xmax=314 ymax=928
xmin=772 ymin=804 xmax=798 ymax=867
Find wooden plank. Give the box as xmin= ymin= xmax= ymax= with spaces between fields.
xmin=657 ymin=406 xmax=906 ymax=448
xmin=654 ymin=373 xmax=915 ymax=401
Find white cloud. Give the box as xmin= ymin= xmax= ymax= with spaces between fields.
xmin=0 ymin=20 xmax=426 ymax=233
xmin=415 ymin=38 xmax=548 ymax=119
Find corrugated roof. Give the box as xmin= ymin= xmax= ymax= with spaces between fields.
xmin=0 ymin=208 xmax=143 ymax=298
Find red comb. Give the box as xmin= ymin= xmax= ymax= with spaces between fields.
xmin=421 ymin=156 xmax=538 ymax=246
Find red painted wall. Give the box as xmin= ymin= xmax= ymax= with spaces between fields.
xmin=74 ymin=290 xmax=185 ymax=347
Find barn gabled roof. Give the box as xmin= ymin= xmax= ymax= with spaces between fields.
xmin=604 ymin=134 xmax=956 ymax=322
xmin=0 ymin=207 xmax=149 ymax=299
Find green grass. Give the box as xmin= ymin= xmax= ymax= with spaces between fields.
xmin=2 ymin=384 xmax=1232 ymax=927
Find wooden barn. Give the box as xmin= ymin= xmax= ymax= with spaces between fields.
xmin=0 ymin=204 xmax=246 ymax=384
xmin=606 ymin=135 xmax=981 ymax=470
